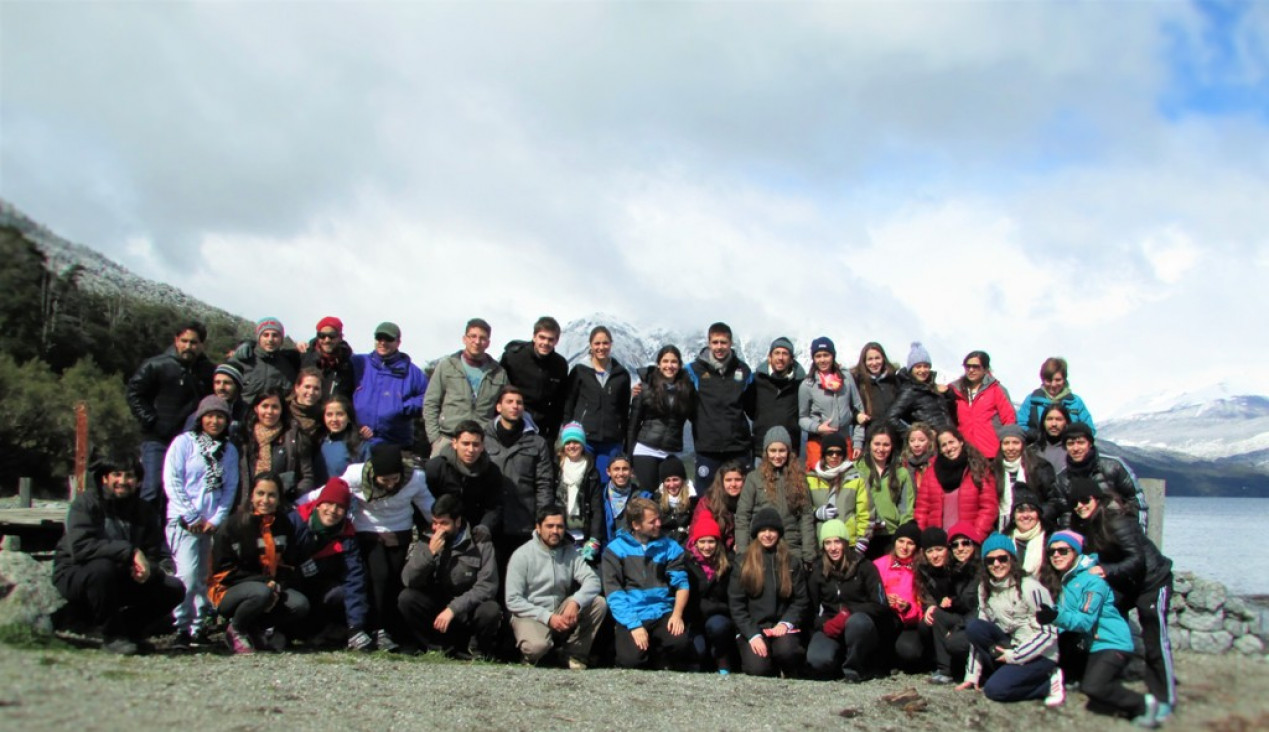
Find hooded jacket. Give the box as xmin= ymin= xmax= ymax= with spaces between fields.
xmin=425 ymin=443 xmax=504 ymax=534
xmin=423 ymin=352 xmax=508 ymax=441
xmin=505 ymin=530 xmax=603 ymax=625
xmin=291 ymin=503 xmax=369 ymax=630
xmin=627 ymin=366 xmax=695 ymax=453
xmin=401 ymin=524 xmax=499 ymax=621
xmin=687 ymin=348 xmax=755 ymax=454
xmin=126 ymin=347 xmax=215 ymax=443
xmin=807 ymin=468 xmax=871 ymax=544
xmin=483 ymin=417 xmax=555 ymax=537
xmin=53 ymin=479 xmax=170 ymax=587
xmin=499 ymin=340 xmax=569 ymax=440
xmin=601 ymin=529 xmax=689 ymax=630
xmin=752 ymin=359 xmax=807 ymax=456
xmin=1053 ymin=552 xmax=1134 ymax=654
xmin=1018 ymin=387 xmax=1095 ymax=437
xmin=948 ymin=374 xmax=1017 ymax=459
xmin=885 ymin=368 xmax=955 ymax=434
xmin=163 ymin=430 xmax=239 ymax=527
xmin=351 ymin=350 xmax=429 ymax=448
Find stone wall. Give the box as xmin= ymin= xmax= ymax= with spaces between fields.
xmin=1168 ymin=571 xmax=1267 ymax=656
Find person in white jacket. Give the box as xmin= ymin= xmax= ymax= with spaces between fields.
xmin=164 ymin=395 xmax=239 ymax=649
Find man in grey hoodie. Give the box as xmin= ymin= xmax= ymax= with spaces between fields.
xmin=504 ymin=504 xmax=607 ymax=668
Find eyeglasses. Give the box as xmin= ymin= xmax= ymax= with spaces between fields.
xmin=317 ymin=331 xmax=341 ymax=340
xmin=824 ymin=449 xmax=846 ymax=457
xmin=1048 ymin=547 xmax=1073 ymax=557
xmin=950 ymin=539 xmax=975 ymax=549
xmin=984 ymin=554 xmax=1012 ymax=566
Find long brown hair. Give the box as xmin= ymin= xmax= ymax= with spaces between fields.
xmin=850 ymin=341 xmax=896 ymax=417
xmin=740 ymin=535 xmax=793 ymax=599
xmin=704 ymin=462 xmax=747 ymax=540
xmin=760 ymin=448 xmax=809 ymax=513
xmin=861 ymin=425 xmax=904 ymax=506
xmin=820 ymin=542 xmax=862 ymax=579
xmin=938 ymin=427 xmax=991 ymax=489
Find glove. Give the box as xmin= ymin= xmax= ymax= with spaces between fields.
xmin=1035 ymin=604 xmax=1058 ymax=625
xmin=821 ymin=609 xmax=851 ymax=639
xmin=580 ymin=538 xmax=601 ymax=564
xmin=347 ymin=629 xmax=373 ymax=651
xmin=814 ymin=503 xmax=838 ymax=522
xmin=853 ymin=537 xmax=869 ymax=556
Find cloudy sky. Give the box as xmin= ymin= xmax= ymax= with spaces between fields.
xmin=2 ymin=1 xmax=1266 ymax=419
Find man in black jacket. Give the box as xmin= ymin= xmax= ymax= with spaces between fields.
xmin=483 ymin=386 xmax=555 ymax=575
xmin=125 ymin=320 xmax=215 ymax=507
xmin=300 ymin=315 xmax=356 ymax=400
xmin=751 ymin=337 xmax=806 ymax=459
xmin=52 ymin=452 xmax=185 ymax=655
xmin=686 ymin=322 xmax=755 ymax=491
xmin=500 ymin=316 xmax=569 ymax=445
xmin=424 ymin=420 xmax=504 ymax=535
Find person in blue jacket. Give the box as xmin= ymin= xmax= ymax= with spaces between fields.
xmin=1018 ymin=358 xmax=1095 ymax=437
xmin=352 ymin=321 xmax=429 ymax=449
xmin=1037 ymin=530 xmax=1161 ymax=728
xmin=291 ymin=477 xmax=372 ymax=651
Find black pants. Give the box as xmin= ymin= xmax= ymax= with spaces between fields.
xmin=397 ymin=588 xmax=501 ymax=655
xmin=357 ymin=531 xmax=411 ymax=637
xmin=805 ymin=613 xmax=879 ymax=678
xmin=1082 ymin=649 xmax=1148 ymax=718
xmin=217 ymin=581 xmax=310 ymax=634
xmin=631 ymin=456 xmax=666 ymax=498
xmin=737 ymin=630 xmax=804 ymax=677
xmin=54 ymin=558 xmax=184 ymax=639
xmin=1117 ymin=576 xmax=1176 ymax=707
xmin=614 ymin=615 xmax=693 ymax=669
xmin=931 ymin=608 xmax=970 ymax=677
xmin=894 ymin=626 xmax=926 ymax=671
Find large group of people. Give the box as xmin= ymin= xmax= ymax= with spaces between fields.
xmin=51 ymin=314 xmax=1174 ymax=727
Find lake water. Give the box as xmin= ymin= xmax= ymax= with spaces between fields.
xmin=1161 ymin=496 xmax=1269 ymax=597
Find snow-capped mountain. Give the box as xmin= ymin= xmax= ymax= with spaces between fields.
xmin=1100 ymin=395 xmax=1269 ymax=468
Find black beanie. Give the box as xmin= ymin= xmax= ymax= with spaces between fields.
xmin=659 ymin=455 xmax=687 ymax=483
xmin=1010 ymin=485 xmax=1041 ymax=514
xmin=820 ymin=432 xmax=849 ymax=455
xmin=894 ymin=520 xmax=923 ymax=549
xmin=1063 ymin=422 xmax=1095 ymax=444
xmin=920 ymin=526 xmax=948 ymax=550
xmin=750 ymin=507 xmax=784 ymax=539
xmin=1067 ymin=477 xmax=1104 ymax=510
xmin=370 ymin=444 xmax=404 ymax=476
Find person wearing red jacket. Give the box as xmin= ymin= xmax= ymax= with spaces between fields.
xmin=915 ymin=428 xmax=999 ymax=541
xmin=947 ymin=351 xmax=1016 ymax=459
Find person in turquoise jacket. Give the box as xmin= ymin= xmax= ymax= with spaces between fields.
xmin=1036 ymin=530 xmax=1161 ymax=728
xmin=1017 ymin=357 xmax=1095 ymax=437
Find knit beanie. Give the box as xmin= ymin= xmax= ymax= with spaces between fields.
xmin=768 ymin=336 xmax=795 ymax=355
xmin=811 ymin=336 xmax=836 ymax=358
xmin=820 ymin=431 xmax=848 ymax=456
xmin=315 ymin=316 xmax=343 ymax=334
xmin=688 ymin=511 xmax=723 ymax=547
xmin=947 ymin=521 xmax=982 ymax=546
xmin=370 ymin=443 xmax=404 ymax=476
xmin=1010 ymin=486 xmax=1041 ymax=514
xmin=920 ymin=526 xmax=949 ymax=550
xmin=193 ymin=395 xmax=230 ymax=423
xmin=763 ymin=425 xmax=793 ymax=452
xmin=559 ymin=422 xmax=588 ymax=450
xmin=315 ymin=478 xmax=352 ymax=510
xmin=818 ymin=518 xmax=850 ymax=545
xmin=1067 ymin=477 xmax=1104 ymax=509
xmin=1048 ymin=530 xmax=1085 ymax=555
xmin=255 ymin=317 xmax=284 ymax=339
xmin=1063 ymin=422 xmax=1095 ymax=445
xmin=997 ymin=424 xmax=1027 ymax=442
xmin=213 ymin=363 xmax=244 ymax=389
xmin=659 ymin=455 xmax=687 ymax=483
xmin=750 ymin=507 xmax=784 ymax=538
xmin=907 ymin=342 xmax=932 ymax=369
xmin=894 ymin=520 xmax=923 ymax=549
xmin=981 ymin=532 xmax=1017 ymax=558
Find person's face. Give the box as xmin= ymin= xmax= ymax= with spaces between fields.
xmin=1044 ymin=411 xmax=1069 ymax=438
xmin=985 ymin=550 xmax=1013 ymax=579
xmin=1048 ymin=542 xmax=1077 ymax=572
xmin=201 ymin=411 xmax=228 ymax=437
xmin=103 ymin=470 xmax=139 ymax=499
xmin=212 ymin=374 xmax=239 ymax=401
xmin=813 ymin=351 xmax=834 ymax=372
xmin=709 ymin=333 xmax=732 ymax=362
xmin=1000 ymin=436 xmax=1024 ymax=461
xmin=695 ymin=536 xmax=718 ymax=558
xmin=563 ymin=441 xmax=584 ymax=460
xmin=316 ymin=327 xmax=342 ymax=355
xmin=173 ymin=329 xmax=204 ymax=362
xmin=824 ymin=445 xmax=846 ymax=468
xmin=865 ymin=348 xmax=885 ymax=375
xmin=374 ymin=473 xmax=402 ymax=492
xmin=375 ymin=332 xmax=399 ymax=357
xmin=316 ymin=501 xmax=346 ymax=528
xmin=766 ymin=442 xmax=789 ymax=469
xmin=294 ymin=375 xmax=322 ymax=407
xmin=911 ymin=363 xmax=932 ymax=383
xmin=453 ymin=433 xmax=484 ymax=466
xmin=662 ymin=476 xmax=684 ymax=496
xmin=925 ymin=545 xmax=949 ymax=567
xmin=962 ymin=358 xmax=985 ymax=385
xmin=1043 ymin=372 xmax=1067 ymax=398
xmin=532 ymin=330 xmax=558 ymax=357
xmin=894 ymin=536 xmax=916 ymax=559
xmin=1074 ymin=494 xmax=1100 ymax=520
xmin=1013 ymin=506 xmax=1040 ymax=532
xmin=870 ymin=433 xmax=893 ymax=465
xmin=255 ymin=396 xmax=282 ymax=428
xmin=497 ymin=392 xmax=525 ymax=423
xmin=907 ymin=430 xmax=931 ymax=458
xmin=463 ymin=327 xmax=490 ymax=358
xmin=723 ymin=470 xmax=744 ymax=498
xmin=633 ymin=509 xmax=661 ymax=540
xmin=1066 ymin=436 xmax=1092 ymax=462
xmin=251 ymin=481 xmax=280 ymax=515
xmin=767 ymin=347 xmax=792 ymax=373
xmin=324 ymin=402 xmax=350 ymax=434
xmin=258 ymin=329 xmax=283 ymax=353
xmin=608 ymin=460 xmax=632 ymax=487
xmin=432 ymin=514 xmax=459 ymax=540
xmin=757 ymin=528 xmax=780 ymax=549
xmin=658 ymin=352 xmax=681 ymax=379
xmin=951 ymin=537 xmax=976 ymax=564
xmin=589 ymin=332 xmax=612 ymax=361
xmin=938 ymin=432 xmax=963 ymax=460
xmin=823 ymin=537 xmax=845 ymax=562
xmin=537 ymin=514 xmax=566 ymax=548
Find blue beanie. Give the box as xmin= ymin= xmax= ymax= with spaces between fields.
xmin=559 ymin=421 xmax=588 ymax=450
xmin=907 ymin=342 xmax=932 ymax=369
xmin=811 ymin=336 xmax=836 ymax=358
xmin=981 ymin=532 xmax=1016 ymax=559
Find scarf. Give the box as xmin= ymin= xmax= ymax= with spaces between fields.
xmin=288 ymin=395 xmax=322 ymax=438
xmin=905 ymin=451 xmax=933 ymax=472
xmin=361 ymin=461 xmax=413 ymax=502
xmin=1012 ymin=524 xmax=1045 ymax=576
xmin=308 ymin=508 xmax=344 ymax=543
xmin=889 ymin=554 xmax=916 ymax=570
xmin=817 ymin=369 xmax=844 ymax=392
xmin=560 ymin=458 xmax=587 ymax=523
xmin=495 ymin=418 xmax=524 ymax=448
xmin=1066 ymin=447 xmax=1098 ymax=477
xmin=935 ymin=452 xmax=968 ymax=492
xmin=255 ymin=512 xmax=279 ymax=578
xmin=689 ymin=545 xmax=719 ymax=581
xmin=813 ymin=460 xmax=856 ymax=483
xmin=606 ymin=482 xmax=632 ymax=523
xmin=253 ymin=422 xmax=283 ymax=476
xmin=194 ymin=431 xmax=226 ymax=496
xmin=1000 ymin=456 xmax=1024 ymax=481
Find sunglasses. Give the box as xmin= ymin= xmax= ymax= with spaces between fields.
xmin=1075 ymin=495 xmax=1097 ymax=505
xmin=984 ymin=554 xmax=1012 ymax=566
xmin=375 ymin=334 xmax=398 ymax=343
xmin=963 ymin=363 xmax=984 ymax=371
xmin=317 ymin=331 xmax=341 ymax=340
xmin=950 ymin=539 xmax=975 ymax=549
xmin=1048 ymin=547 xmax=1074 ymax=557
xmin=824 ymin=449 xmax=846 ymax=457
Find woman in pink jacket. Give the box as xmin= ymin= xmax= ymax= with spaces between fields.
xmin=947 ymin=351 xmax=1016 ymax=459
xmin=915 ymin=428 xmax=999 ymax=541
xmin=873 ymin=521 xmax=925 ymax=672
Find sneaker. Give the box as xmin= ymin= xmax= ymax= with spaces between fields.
xmin=567 ymin=657 xmax=588 ymax=671
xmin=1045 ymin=668 xmax=1066 ymax=707
xmin=717 ymin=668 xmax=730 ymax=676
xmin=1133 ymin=694 xmax=1160 ymax=728
xmin=191 ymin=626 xmax=213 ymax=647
xmin=102 ymin=636 xmax=138 ymax=656
xmin=841 ymin=669 xmax=863 ymax=684
xmin=1155 ymin=702 xmax=1172 ymax=722
xmin=375 ymin=630 xmax=398 ymax=653
xmin=224 ymin=623 xmax=255 ymax=655
xmin=258 ymin=628 xmax=287 ymax=652
xmin=171 ymin=630 xmax=193 ymax=651
xmin=928 ymin=672 xmax=955 ymax=685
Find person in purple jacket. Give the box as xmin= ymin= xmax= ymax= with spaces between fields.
xmin=352 ymin=322 xmax=429 ymax=450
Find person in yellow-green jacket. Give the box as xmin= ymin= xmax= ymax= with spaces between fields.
xmin=858 ymin=426 xmax=915 ymax=560
xmin=806 ymin=433 xmax=869 ymax=551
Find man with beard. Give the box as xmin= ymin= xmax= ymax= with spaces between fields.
xmin=751 ymin=337 xmax=806 ymax=459
xmin=499 ymin=316 xmax=569 ymax=445
xmin=229 ymin=317 xmax=301 ymax=403
xmin=1052 ymin=423 xmax=1146 ymax=530
xmin=301 ymin=316 xmax=356 ymax=400
xmin=351 ymin=322 xmax=429 ymax=450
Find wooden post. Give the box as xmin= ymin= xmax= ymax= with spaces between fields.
xmin=18 ymin=477 xmax=32 ymax=508
xmin=73 ymin=401 xmax=89 ymax=497
xmin=1142 ymin=478 xmax=1165 ymax=550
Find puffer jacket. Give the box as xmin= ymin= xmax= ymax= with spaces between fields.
xmin=808 ymin=555 xmax=887 ymax=627
xmin=851 ymin=367 xmax=901 ymax=425
xmin=1018 ymin=387 xmax=1095 ymax=436
xmin=53 ymin=479 xmax=170 ymax=587
xmin=798 ymin=370 xmax=865 ymax=452
xmin=423 ymin=352 xmax=508 ymax=441
xmin=626 ymin=366 xmax=694 ymax=453
xmin=300 ymin=339 xmax=356 ymax=400
xmin=1053 ymin=552 xmax=1134 ymax=654
xmin=994 ymin=452 xmax=1059 ymax=528
xmin=885 ymin=368 xmax=954 ymax=433
xmin=1073 ymin=506 xmax=1172 ymax=602
xmin=239 ymin=422 xmax=315 ymax=503
xmin=401 ymin=525 xmax=499 ymax=621
xmin=483 ymin=418 xmax=555 ymax=538
xmin=687 ymin=349 xmax=755 ymax=454
xmin=807 ymin=469 xmax=870 ymax=543
xmin=229 ymin=342 xmax=300 ymax=404
xmin=752 ymin=360 xmax=807 ymax=456
xmin=735 ymin=469 xmax=816 ymax=564
xmin=564 ymin=360 xmax=633 ymax=445
xmin=351 ymin=350 xmax=428 ymax=448
xmin=948 ymin=374 xmax=1017 ymax=459
xmin=125 ymin=347 xmax=215 ymax=442
xmin=1053 ymin=448 xmax=1146 ymax=530
xmin=499 ymin=341 xmax=569 ymax=440
xmin=914 ymin=460 xmax=998 ymax=540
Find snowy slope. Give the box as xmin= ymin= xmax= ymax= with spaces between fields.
xmin=1100 ymin=395 xmax=1269 ymax=468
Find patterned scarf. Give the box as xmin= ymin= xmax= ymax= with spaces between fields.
xmin=817 ymin=370 xmax=844 ymax=392
xmin=288 ymin=395 xmax=322 ymax=438
xmin=194 ymin=431 xmax=226 ymax=496
xmin=253 ymin=422 xmax=283 ymax=476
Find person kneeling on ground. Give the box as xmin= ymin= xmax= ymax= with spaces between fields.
xmin=505 ymin=504 xmax=607 ymax=668
xmin=290 ymin=477 xmax=371 ymax=651
xmin=805 ymin=519 xmax=887 ymax=682
xmin=53 ymin=451 xmax=185 ymax=655
xmin=730 ymin=506 xmax=809 ymax=678
xmin=398 ymin=494 xmax=501 ymax=659
xmin=602 ymin=497 xmax=692 ymax=669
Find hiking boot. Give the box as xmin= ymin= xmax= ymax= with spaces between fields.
xmin=171 ymin=630 xmax=193 ymax=651
xmin=224 ymin=623 xmax=255 ymax=655
xmin=102 ymin=636 xmax=138 ymax=656
xmin=257 ymin=628 xmax=287 ymax=652
xmin=567 ymin=657 xmax=588 ymax=671
xmin=375 ymin=629 xmax=399 ymax=653
xmin=1045 ymin=668 xmax=1066 ymax=707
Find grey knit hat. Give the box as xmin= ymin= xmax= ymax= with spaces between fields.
xmin=763 ymin=426 xmax=793 ymax=451
xmin=907 ymin=342 xmax=932 ymax=369
xmin=768 ymin=336 xmax=795 ymax=355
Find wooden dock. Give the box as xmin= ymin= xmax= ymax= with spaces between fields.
xmin=0 ymin=507 xmax=67 ymax=552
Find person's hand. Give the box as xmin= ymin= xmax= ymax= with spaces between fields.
xmin=558 ymin=600 xmax=580 ymax=628
xmin=428 ymin=529 xmax=448 ymax=557
xmin=1035 ymin=604 xmax=1059 ymax=625
xmin=266 ymin=580 xmax=280 ymax=611
xmin=936 ymin=383 xmax=948 ymax=394
xmin=359 ymin=425 xmax=374 ymax=439
xmin=817 ymin=423 xmax=836 ymax=434
xmin=749 ymin=636 xmax=768 ymax=658
xmin=923 ymin=605 xmax=937 ymax=626
xmin=295 ymin=341 xmax=309 ymax=354
xmin=1088 ymin=566 xmax=1106 ymax=578
xmin=667 ymin=615 xmax=685 ymax=637
xmin=856 ymin=413 xmax=870 ymax=425
xmin=814 ymin=503 xmax=838 ymax=522
xmin=548 ymin=613 xmax=573 ymax=633
xmin=199 ymin=520 xmax=218 ymax=534
xmin=766 ymin=623 xmax=788 ymax=638
xmin=956 ymin=680 xmax=978 ymax=691
xmin=940 ymin=597 xmax=952 ymax=608
xmin=131 ymin=549 xmax=151 ymax=583
xmin=630 ymin=627 xmax=649 ymax=651
xmin=434 ymin=608 xmax=454 ymax=633
xmin=631 ymin=382 xmax=643 ymax=398
xmin=994 ymin=646 xmax=1010 ymax=662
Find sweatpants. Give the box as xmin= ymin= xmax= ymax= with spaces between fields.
xmin=1082 ymin=649 xmax=1148 ymax=718
xmin=54 ymin=558 xmax=184 ymax=638
xmin=217 ymin=581 xmax=310 ymax=634
xmin=356 ymin=531 xmax=411 ymax=638
xmin=614 ymin=614 xmax=693 ymax=670
xmin=966 ymin=619 xmax=1057 ymax=702
xmin=737 ymin=630 xmax=804 ymax=678
xmin=166 ymin=521 xmax=213 ymax=633
xmin=1117 ymin=576 xmax=1176 ymax=707
xmin=805 ymin=613 xmax=879 ymax=678
xmin=510 ymin=596 xmax=608 ymax=665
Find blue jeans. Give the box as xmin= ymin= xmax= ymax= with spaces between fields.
xmin=139 ymin=440 xmax=168 ymax=507
xmin=590 ymin=441 xmax=624 ymax=482
xmin=965 ymin=619 xmax=1056 ymax=702
xmin=692 ymin=614 xmax=738 ymax=671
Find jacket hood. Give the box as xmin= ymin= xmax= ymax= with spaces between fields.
xmin=694 ymin=347 xmax=741 ymax=372
xmin=1062 ymin=552 xmax=1099 ymax=583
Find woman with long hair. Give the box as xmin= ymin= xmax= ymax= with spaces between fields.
xmin=994 ymin=425 xmax=1058 ymax=530
xmin=805 ymin=519 xmax=887 ymax=682
xmin=948 ymin=350 xmax=1017 ymax=459
xmin=684 ymin=512 xmax=736 ymax=674
xmin=628 ymin=344 xmax=695 ymax=493
xmin=315 ymin=394 xmax=368 ymax=485
xmin=728 ymin=507 xmax=808 ymax=677
xmin=240 ymin=387 xmax=315 ymax=504
xmin=799 ymin=337 xmax=866 ymax=469
xmin=1005 ymin=489 xmax=1047 ymax=578
xmin=874 ymin=521 xmax=925 ymax=672
xmin=806 ymin=432 xmax=868 ymax=549
xmin=735 ymin=427 xmax=815 ymax=565
xmin=653 ymin=456 xmax=695 ymax=545
xmin=554 ymin=422 xmax=604 ymax=560
xmin=923 ymin=521 xmax=981 ymax=684
xmin=858 ymin=426 xmax=915 ymax=560
xmin=915 ymin=428 xmax=998 ymax=541
xmin=563 ymin=326 xmax=632 ymax=479
xmin=957 ymin=533 xmax=1061 ymax=705
xmin=886 ymin=343 xmax=954 ymax=434
xmin=691 ymin=461 xmax=747 ymax=553
xmin=850 ymin=341 xmax=900 ymax=429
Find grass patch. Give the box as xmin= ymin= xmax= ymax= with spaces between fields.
xmin=0 ymin=623 xmax=71 ymax=650
xmin=99 ymin=668 xmax=139 ymax=681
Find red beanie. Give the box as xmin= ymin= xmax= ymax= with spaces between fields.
xmin=316 ymin=316 xmax=343 ymax=334
xmin=687 ymin=511 xmax=723 ymax=547
xmin=947 ymin=520 xmax=982 ymax=546
xmin=315 ymin=478 xmax=352 ymax=510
